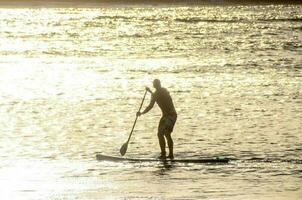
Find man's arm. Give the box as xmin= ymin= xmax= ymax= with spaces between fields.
xmin=137 ymin=88 xmax=155 ymax=116
xmin=141 ymin=97 xmax=155 ymax=115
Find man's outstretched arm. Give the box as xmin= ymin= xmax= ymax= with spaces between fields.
xmin=137 ymin=89 xmax=155 ymax=116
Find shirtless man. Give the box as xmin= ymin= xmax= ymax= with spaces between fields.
xmin=137 ymin=79 xmax=177 ymax=159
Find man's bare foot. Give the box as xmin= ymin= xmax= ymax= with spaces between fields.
xmin=158 ymin=153 xmax=166 ymax=160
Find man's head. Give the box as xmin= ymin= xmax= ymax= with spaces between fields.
xmin=153 ymin=79 xmax=161 ymax=90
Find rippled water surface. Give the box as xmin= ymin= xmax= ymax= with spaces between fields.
xmin=0 ymin=5 xmax=301 ymax=199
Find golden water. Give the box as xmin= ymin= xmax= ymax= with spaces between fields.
xmin=0 ymin=5 xmax=301 ymax=199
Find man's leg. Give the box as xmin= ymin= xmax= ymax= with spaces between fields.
xmin=157 ymin=131 xmax=166 ymax=158
xmin=165 ymin=131 xmax=174 ymax=159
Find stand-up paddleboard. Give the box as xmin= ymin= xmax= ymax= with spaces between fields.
xmin=96 ymin=154 xmax=229 ymax=163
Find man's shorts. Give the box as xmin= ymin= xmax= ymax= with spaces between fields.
xmin=158 ymin=115 xmax=177 ymax=135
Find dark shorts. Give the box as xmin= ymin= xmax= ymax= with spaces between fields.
xmin=158 ymin=115 xmax=177 ymax=135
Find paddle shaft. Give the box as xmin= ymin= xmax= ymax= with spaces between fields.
xmin=126 ymin=90 xmax=147 ymax=143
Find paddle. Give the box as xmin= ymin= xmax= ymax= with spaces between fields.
xmin=120 ymin=89 xmax=148 ymax=156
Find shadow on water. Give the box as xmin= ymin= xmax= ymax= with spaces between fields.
xmin=153 ymin=161 xmax=176 ymax=176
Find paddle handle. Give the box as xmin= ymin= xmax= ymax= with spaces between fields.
xmin=126 ymin=90 xmax=147 ymax=143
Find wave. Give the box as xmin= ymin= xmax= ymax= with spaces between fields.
xmin=238 ymin=157 xmax=302 ymax=164
xmin=94 ymin=14 xmax=302 ymax=24
xmin=261 ymin=18 xmax=302 ymax=22
xmin=175 ymin=18 xmax=241 ymax=23
xmin=175 ymin=17 xmax=302 ymax=24
xmin=118 ymin=31 xmax=168 ymax=38
xmin=94 ymin=15 xmax=167 ymax=23
xmin=94 ymin=15 xmax=132 ymax=21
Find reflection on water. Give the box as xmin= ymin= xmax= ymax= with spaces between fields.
xmin=0 ymin=4 xmax=301 ymax=200
xmin=154 ymin=161 xmax=175 ymax=176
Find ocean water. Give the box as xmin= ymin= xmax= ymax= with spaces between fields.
xmin=0 ymin=4 xmax=301 ymax=200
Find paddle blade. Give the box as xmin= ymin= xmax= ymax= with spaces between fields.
xmin=120 ymin=142 xmax=128 ymax=156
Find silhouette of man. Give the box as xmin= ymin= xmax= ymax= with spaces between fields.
xmin=137 ymin=79 xmax=177 ymax=159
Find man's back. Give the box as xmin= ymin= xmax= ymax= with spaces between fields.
xmin=153 ymin=87 xmax=176 ymax=117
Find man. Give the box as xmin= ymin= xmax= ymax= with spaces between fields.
xmin=137 ymin=79 xmax=177 ymax=159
